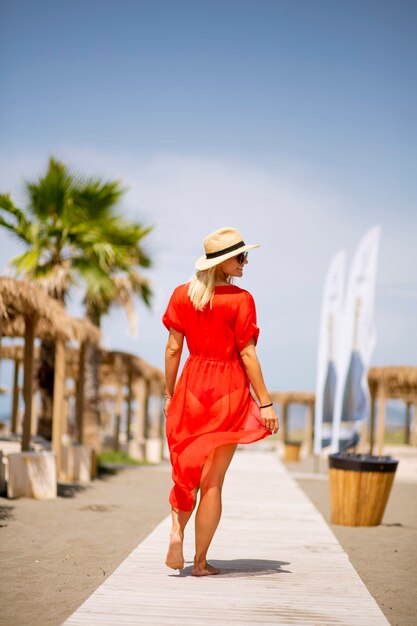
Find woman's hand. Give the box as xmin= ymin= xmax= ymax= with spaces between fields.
xmin=240 ymin=340 xmax=279 ymax=435
xmin=260 ymin=405 xmax=279 ymax=434
xmin=163 ymin=397 xmax=172 ymax=416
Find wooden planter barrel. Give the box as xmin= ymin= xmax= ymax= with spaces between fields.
xmin=329 ymin=453 xmax=398 ymax=526
xmin=284 ymin=441 xmax=302 ymax=463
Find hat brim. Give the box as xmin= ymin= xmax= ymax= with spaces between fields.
xmin=195 ymin=243 xmax=260 ymax=271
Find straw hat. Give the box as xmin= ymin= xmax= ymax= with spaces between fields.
xmin=195 ymin=227 xmax=260 ymax=271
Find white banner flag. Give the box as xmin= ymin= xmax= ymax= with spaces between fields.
xmin=331 ymin=226 xmax=381 ymax=452
xmin=314 ymin=251 xmax=346 ymax=454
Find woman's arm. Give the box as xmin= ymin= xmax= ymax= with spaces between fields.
xmin=164 ymin=327 xmax=184 ymax=415
xmin=240 ymin=338 xmax=279 ymax=434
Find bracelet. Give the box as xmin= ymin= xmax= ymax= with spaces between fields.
xmin=164 ymin=395 xmax=172 ymax=400
xmin=259 ymin=402 xmax=273 ymax=409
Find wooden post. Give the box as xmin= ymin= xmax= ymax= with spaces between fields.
xmin=357 ymin=420 xmax=368 ymax=453
xmin=143 ymin=379 xmax=151 ymax=440
xmin=52 ymin=337 xmax=65 ymax=471
xmin=75 ymin=341 xmax=86 ymax=444
xmin=411 ymin=402 xmax=417 ymax=447
xmin=282 ymin=402 xmax=288 ymax=442
xmin=31 ymin=392 xmax=39 ymax=435
xmin=126 ymin=363 xmax=133 ymax=441
xmin=61 ymin=388 xmax=70 ymax=442
xmin=305 ymin=401 xmax=313 ymax=455
xmin=114 ymin=380 xmax=123 ymax=452
xmin=376 ymin=386 xmax=386 ymax=456
xmin=369 ymin=389 xmax=376 ymax=455
xmin=132 ymin=377 xmax=148 ymax=460
xmin=149 ymin=391 xmax=162 ymax=439
xmin=22 ymin=316 xmax=36 ymax=451
xmin=159 ymin=392 xmax=166 ymax=438
xmin=405 ymin=402 xmax=412 ymax=445
xmin=11 ymin=358 xmax=20 ymax=434
xmin=114 ymin=414 xmax=121 ymax=452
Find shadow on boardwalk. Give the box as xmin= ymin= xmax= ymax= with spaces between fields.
xmin=172 ymin=558 xmax=291 ymax=577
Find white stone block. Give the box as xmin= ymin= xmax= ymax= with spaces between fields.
xmin=127 ymin=439 xmax=145 ymax=462
xmin=145 ymin=438 xmax=162 ymax=464
xmin=60 ymin=445 xmax=93 ymax=483
xmin=7 ymin=451 xmax=57 ymax=499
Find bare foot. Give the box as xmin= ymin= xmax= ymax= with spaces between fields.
xmin=192 ymin=560 xmax=220 ymax=576
xmin=165 ymin=532 xmax=184 ymax=570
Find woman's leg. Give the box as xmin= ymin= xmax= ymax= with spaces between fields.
xmin=192 ymin=443 xmax=237 ymax=576
xmin=165 ymin=488 xmax=198 ymax=569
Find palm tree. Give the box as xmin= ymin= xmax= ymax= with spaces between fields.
xmin=0 ymin=157 xmax=152 ymax=443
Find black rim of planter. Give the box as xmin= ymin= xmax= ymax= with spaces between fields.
xmin=328 ymin=452 xmax=398 ymax=473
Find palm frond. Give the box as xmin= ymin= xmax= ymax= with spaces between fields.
xmin=75 ymin=259 xmax=118 ymax=308
xmin=0 ymin=194 xmax=35 ymax=243
xmin=71 ymin=180 xmax=126 ymax=221
xmin=24 ymin=158 xmax=74 ymax=221
xmin=11 ymin=248 xmax=42 ymax=275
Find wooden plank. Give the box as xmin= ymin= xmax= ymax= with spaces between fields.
xmin=64 ymin=449 xmax=389 ymax=626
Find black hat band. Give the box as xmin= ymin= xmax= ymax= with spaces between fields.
xmin=205 ymin=240 xmax=245 ymax=259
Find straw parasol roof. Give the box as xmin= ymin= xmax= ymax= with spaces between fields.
xmin=0 ymin=277 xmax=100 ymax=344
xmin=270 ymin=391 xmax=315 ymax=405
xmin=100 ymin=349 xmax=165 ymax=393
xmin=368 ymin=366 xmax=417 ymax=402
xmin=62 ymin=346 xmax=164 ymax=392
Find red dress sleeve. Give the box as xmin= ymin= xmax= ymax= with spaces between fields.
xmin=234 ymin=291 xmax=260 ymax=351
xmin=162 ymin=286 xmax=185 ymax=334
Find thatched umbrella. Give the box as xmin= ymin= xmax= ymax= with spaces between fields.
xmin=368 ymin=366 xmax=417 ymax=453
xmin=100 ymin=349 xmax=164 ymax=454
xmin=0 ymin=277 xmax=99 ymax=464
xmin=269 ymin=391 xmax=315 ymax=452
xmin=46 ymin=344 xmax=163 ymax=451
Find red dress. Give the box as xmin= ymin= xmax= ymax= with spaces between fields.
xmin=162 ymin=283 xmax=270 ymax=511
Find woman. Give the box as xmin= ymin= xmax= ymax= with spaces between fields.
xmin=162 ymin=226 xmax=279 ymax=576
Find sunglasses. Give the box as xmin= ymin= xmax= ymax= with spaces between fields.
xmin=236 ymin=251 xmax=248 ymax=264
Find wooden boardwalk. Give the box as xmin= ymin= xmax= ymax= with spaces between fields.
xmin=64 ymin=449 xmax=389 ymax=626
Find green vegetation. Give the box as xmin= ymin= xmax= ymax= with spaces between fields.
xmin=97 ymin=450 xmax=147 ymax=467
xmin=384 ymin=429 xmax=409 ymax=445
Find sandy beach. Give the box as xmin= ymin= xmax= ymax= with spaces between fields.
xmin=0 ymin=463 xmax=173 ymax=626
xmin=1 ymin=448 xmax=416 ymax=626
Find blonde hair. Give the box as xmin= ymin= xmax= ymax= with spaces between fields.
xmin=188 ymin=268 xmax=231 ymax=311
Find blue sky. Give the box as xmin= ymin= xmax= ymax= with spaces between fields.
xmin=0 ymin=0 xmax=416 ymax=393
